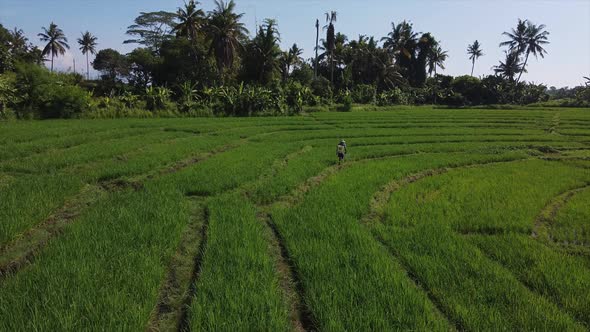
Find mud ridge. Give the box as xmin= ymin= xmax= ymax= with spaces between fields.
xmin=147 ymin=198 xmax=209 ymax=332
xmin=264 ymin=214 xmax=317 ymax=331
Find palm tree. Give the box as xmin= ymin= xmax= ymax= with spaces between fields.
xmin=324 ymin=11 xmax=337 ymax=84
xmin=494 ymin=51 xmax=523 ymax=82
xmin=77 ymin=31 xmax=98 ymax=80
xmin=516 ymin=21 xmax=550 ymax=83
xmin=500 ymin=19 xmax=528 ymax=54
xmin=281 ymin=43 xmax=303 ymax=81
xmin=9 ymin=28 xmax=27 ymax=52
xmin=314 ymin=19 xmax=319 ymax=78
xmin=173 ymin=0 xmax=205 ymax=41
xmin=467 ymin=40 xmax=484 ymax=76
xmin=428 ymin=45 xmax=448 ymax=77
xmin=206 ymin=0 xmax=248 ymax=81
xmin=253 ymin=19 xmax=282 ymax=83
xmin=585 ymin=76 xmax=590 ymax=87
xmin=38 ymin=22 xmax=70 ymax=72
xmin=381 ymin=21 xmax=419 ymax=62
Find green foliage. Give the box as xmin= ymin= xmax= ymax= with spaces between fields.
xmin=310 ymin=76 xmax=333 ymax=102
xmin=12 ymin=63 xmax=90 ymax=118
xmin=145 ymin=86 xmax=174 ymax=111
xmin=207 ymin=83 xmax=286 ymax=116
xmin=2 ymin=109 xmax=590 ymax=330
xmin=93 ymin=48 xmax=129 ymax=83
xmin=339 ymin=90 xmax=353 ymax=111
xmin=283 ymin=81 xmax=313 ymax=114
xmin=0 ymin=72 xmax=19 ymax=118
xmin=377 ymin=88 xmax=409 ymax=106
xmin=350 ymin=84 xmax=376 ymax=104
xmin=451 ymin=75 xmax=483 ymax=105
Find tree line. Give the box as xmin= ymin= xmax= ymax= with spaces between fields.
xmin=1 ymin=0 xmax=589 ymax=119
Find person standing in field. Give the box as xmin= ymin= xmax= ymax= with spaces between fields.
xmin=336 ymin=140 xmax=347 ymax=164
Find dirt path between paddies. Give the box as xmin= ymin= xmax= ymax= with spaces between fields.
xmin=356 ymin=157 xmax=539 ymax=331
xmin=0 ymin=141 xmax=243 ymax=281
xmin=531 ymin=184 xmax=590 ymax=243
xmin=146 ymin=196 xmax=209 ymax=332
xmin=0 ymin=184 xmax=105 ymax=279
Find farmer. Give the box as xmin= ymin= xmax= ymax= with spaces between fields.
xmin=336 ymin=139 xmax=347 ymax=164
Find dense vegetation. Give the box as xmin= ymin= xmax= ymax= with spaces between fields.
xmin=1 ymin=108 xmax=589 ymax=330
xmin=0 ymin=1 xmax=589 ymax=119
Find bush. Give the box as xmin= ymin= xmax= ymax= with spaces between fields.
xmin=575 ymin=86 xmax=590 ymax=105
xmin=451 ymin=75 xmax=483 ymax=105
xmin=0 ymin=72 xmax=18 ymax=119
xmin=377 ymin=88 xmax=409 ymax=106
xmin=310 ymin=77 xmax=333 ymax=103
xmin=145 ymin=86 xmax=175 ymax=111
xmin=13 ymin=64 xmax=90 ymax=118
xmin=340 ymin=92 xmax=353 ymax=112
xmin=518 ymin=83 xmax=549 ymax=105
xmin=284 ymin=81 xmax=313 ymax=114
xmin=442 ymin=91 xmax=466 ymax=107
xmin=351 ymin=84 xmax=376 ymax=104
xmin=207 ymin=83 xmax=286 ymax=116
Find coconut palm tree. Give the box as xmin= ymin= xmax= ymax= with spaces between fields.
xmin=281 ymin=43 xmax=303 ymax=81
xmin=206 ymin=0 xmax=248 ymax=81
xmin=324 ymin=11 xmax=337 ymax=83
xmin=9 ymin=28 xmax=27 ymax=52
xmin=253 ymin=19 xmax=282 ymax=83
xmin=494 ymin=51 xmax=523 ymax=82
xmin=585 ymin=76 xmax=590 ymax=87
xmin=381 ymin=21 xmax=419 ymax=62
xmin=77 ymin=31 xmax=98 ymax=80
xmin=467 ymin=40 xmax=484 ymax=76
xmin=500 ymin=19 xmax=528 ymax=54
xmin=314 ymin=19 xmax=319 ymax=78
xmin=428 ymin=45 xmax=448 ymax=77
xmin=38 ymin=22 xmax=69 ymax=72
xmin=516 ymin=21 xmax=549 ymax=83
xmin=173 ymin=0 xmax=205 ymax=41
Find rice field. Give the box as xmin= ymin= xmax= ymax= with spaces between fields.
xmin=1 ymin=107 xmax=590 ymax=331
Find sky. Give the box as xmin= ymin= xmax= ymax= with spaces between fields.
xmin=1 ymin=0 xmax=589 ymax=87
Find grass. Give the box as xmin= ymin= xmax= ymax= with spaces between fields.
xmin=551 ymin=187 xmax=590 ymax=245
xmin=1 ymin=107 xmax=590 ymax=330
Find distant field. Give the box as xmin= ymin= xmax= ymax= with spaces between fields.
xmin=1 ymin=107 xmax=590 ymax=331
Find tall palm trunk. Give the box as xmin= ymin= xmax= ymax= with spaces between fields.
xmin=433 ymin=66 xmax=438 ymax=104
xmin=516 ymin=51 xmax=529 ymax=83
xmin=86 ymin=53 xmax=90 ymax=80
xmin=314 ymin=20 xmax=319 ymax=79
xmin=330 ymin=51 xmax=334 ymax=83
xmin=51 ymin=54 xmax=54 ymax=72
xmin=471 ymin=59 xmax=475 ymax=76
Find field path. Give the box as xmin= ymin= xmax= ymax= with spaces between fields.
xmin=0 ymin=141 xmax=244 ymax=280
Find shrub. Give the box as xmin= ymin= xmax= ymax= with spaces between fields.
xmin=310 ymin=77 xmax=333 ymax=103
xmin=339 ymin=92 xmax=353 ymax=112
xmin=518 ymin=83 xmax=549 ymax=105
xmin=13 ymin=63 xmax=90 ymax=118
xmin=208 ymin=83 xmax=286 ymax=116
xmin=442 ymin=91 xmax=466 ymax=107
xmin=575 ymin=86 xmax=590 ymax=106
xmin=145 ymin=86 xmax=174 ymax=111
xmin=351 ymin=84 xmax=376 ymax=104
xmin=284 ymin=81 xmax=313 ymax=114
xmin=377 ymin=88 xmax=409 ymax=106
xmin=0 ymin=72 xmax=18 ymax=119
xmin=451 ymin=75 xmax=483 ymax=105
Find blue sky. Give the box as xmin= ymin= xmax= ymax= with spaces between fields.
xmin=1 ymin=0 xmax=589 ymax=87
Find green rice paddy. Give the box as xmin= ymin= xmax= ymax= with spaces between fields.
xmin=1 ymin=107 xmax=589 ymax=331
